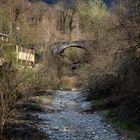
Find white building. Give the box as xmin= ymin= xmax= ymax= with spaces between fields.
xmin=0 ymin=33 xmax=35 ymax=67
xmin=16 ymin=45 xmax=35 ymax=67
xmin=0 ymin=33 xmax=9 ymax=42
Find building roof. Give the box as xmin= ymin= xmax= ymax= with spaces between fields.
xmin=0 ymin=33 xmax=10 ymax=37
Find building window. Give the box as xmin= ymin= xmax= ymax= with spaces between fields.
xmin=18 ymin=59 xmax=22 ymax=65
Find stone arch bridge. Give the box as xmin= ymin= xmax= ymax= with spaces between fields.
xmin=50 ymin=40 xmax=87 ymax=55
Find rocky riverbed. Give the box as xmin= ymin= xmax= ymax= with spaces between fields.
xmin=3 ymin=90 xmax=134 ymax=140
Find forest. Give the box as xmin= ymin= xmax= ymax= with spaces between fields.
xmin=0 ymin=0 xmax=140 ymax=139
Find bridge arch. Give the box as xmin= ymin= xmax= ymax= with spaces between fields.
xmin=50 ymin=40 xmax=86 ymax=55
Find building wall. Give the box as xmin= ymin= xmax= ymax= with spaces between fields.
xmin=17 ymin=52 xmax=34 ymax=61
xmin=16 ymin=45 xmax=35 ymax=67
xmin=0 ymin=34 xmax=9 ymax=42
xmin=0 ymin=33 xmax=35 ymax=67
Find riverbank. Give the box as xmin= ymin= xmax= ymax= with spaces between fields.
xmin=2 ymin=92 xmax=51 ymax=140
xmin=86 ymin=91 xmax=140 ymax=140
